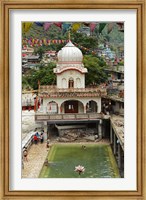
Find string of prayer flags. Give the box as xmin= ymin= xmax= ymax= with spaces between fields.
xmin=74 ymin=42 xmax=97 ymax=55
xmin=22 ymin=38 xmax=69 ymax=47
xmin=22 ymin=22 xmax=124 ymax=35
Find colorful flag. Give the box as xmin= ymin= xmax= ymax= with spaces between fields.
xmin=62 ymin=23 xmax=72 ymax=34
xmin=22 ymin=22 xmax=33 ymax=33
xmin=90 ymin=23 xmax=97 ymax=32
xmin=35 ymin=22 xmax=44 ymax=27
xmin=72 ymin=23 xmax=81 ymax=32
xmin=44 ymin=22 xmax=52 ymax=31
xmin=43 ymin=38 xmax=47 ymax=45
xmin=99 ymin=23 xmax=107 ymax=33
xmin=54 ymin=22 xmax=62 ymax=29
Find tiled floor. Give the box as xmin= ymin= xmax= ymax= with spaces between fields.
xmin=22 ymin=142 xmax=49 ymax=178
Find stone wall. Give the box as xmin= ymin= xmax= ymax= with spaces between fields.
xmin=58 ymin=128 xmax=98 ymax=142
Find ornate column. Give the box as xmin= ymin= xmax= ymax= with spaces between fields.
xmin=84 ymin=104 xmax=86 ymax=113
xmin=43 ymin=106 xmax=47 ymax=113
xmin=97 ymin=99 xmax=101 ymax=113
xmin=58 ymin=104 xmax=61 ymax=114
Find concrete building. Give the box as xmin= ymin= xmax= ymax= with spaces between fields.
xmin=35 ymin=40 xmax=107 ymax=141
xmin=22 ymin=46 xmax=34 ymax=56
xmin=23 ymin=40 xmax=124 ymax=176
xmin=77 ymin=26 xmax=90 ymax=36
xmin=37 ymin=40 xmax=106 ymax=115
xmin=22 ymin=55 xmax=40 ymax=73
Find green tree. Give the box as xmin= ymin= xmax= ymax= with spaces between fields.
xmin=71 ymin=32 xmax=98 ymax=54
xmin=83 ymin=55 xmax=108 ymax=86
xmin=22 ymin=76 xmax=31 ymax=90
xmin=34 ymin=46 xmax=45 ymax=59
xmin=22 ymin=62 xmax=56 ymax=90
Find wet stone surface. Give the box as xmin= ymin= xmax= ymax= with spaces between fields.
xmin=22 ymin=142 xmax=48 ymax=178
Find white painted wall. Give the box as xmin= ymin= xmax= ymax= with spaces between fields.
xmin=78 ymin=101 xmax=84 ymax=113
xmin=41 ymin=97 xmax=101 ymax=114
xmin=22 ymin=93 xmax=36 ymax=106
xmin=56 ymin=70 xmax=85 ymax=88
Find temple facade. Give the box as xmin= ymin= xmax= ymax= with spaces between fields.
xmin=33 ymin=41 xmax=124 ymax=176
xmin=38 ymin=40 xmax=106 ymax=115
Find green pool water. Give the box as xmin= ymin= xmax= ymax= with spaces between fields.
xmin=39 ymin=143 xmax=120 ymax=178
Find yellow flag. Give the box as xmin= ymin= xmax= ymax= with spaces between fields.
xmin=72 ymin=23 xmax=81 ymax=32
xmin=43 ymin=38 xmax=47 ymax=45
xmin=22 ymin=22 xmax=33 ymax=33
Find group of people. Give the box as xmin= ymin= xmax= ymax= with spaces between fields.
xmin=22 ymin=129 xmax=48 ymax=169
xmin=33 ymin=129 xmax=44 ymax=144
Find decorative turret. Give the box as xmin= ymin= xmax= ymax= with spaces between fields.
xmin=53 ymin=40 xmax=87 ymax=89
xmin=57 ymin=40 xmax=83 ymax=63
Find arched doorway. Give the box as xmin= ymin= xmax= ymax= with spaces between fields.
xmin=61 ymin=100 xmax=83 ymax=114
xmin=65 ymin=100 xmax=78 ymax=113
xmin=47 ymin=101 xmax=58 ymax=113
xmin=86 ymin=100 xmax=98 ymax=113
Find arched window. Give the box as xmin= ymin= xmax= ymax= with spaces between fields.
xmin=62 ymin=78 xmax=67 ymax=88
xmin=47 ymin=101 xmax=58 ymax=113
xmin=68 ymin=78 xmax=74 ymax=88
xmin=86 ymin=100 xmax=98 ymax=113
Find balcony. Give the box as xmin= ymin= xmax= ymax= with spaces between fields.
xmin=35 ymin=113 xmax=103 ymax=123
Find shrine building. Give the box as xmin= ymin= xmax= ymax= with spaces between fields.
xmin=37 ymin=40 xmax=106 ymax=116
xmin=33 ymin=40 xmax=124 ymax=176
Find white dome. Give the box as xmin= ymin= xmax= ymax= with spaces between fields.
xmin=57 ymin=40 xmax=83 ymax=63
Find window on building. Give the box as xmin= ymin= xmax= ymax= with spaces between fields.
xmin=68 ymin=78 xmax=74 ymax=88
xmin=122 ymin=102 xmax=124 ymax=109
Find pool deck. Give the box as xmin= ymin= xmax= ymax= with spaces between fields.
xmin=22 ymin=142 xmax=48 ymax=178
xmin=22 ymin=139 xmax=109 ymax=178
